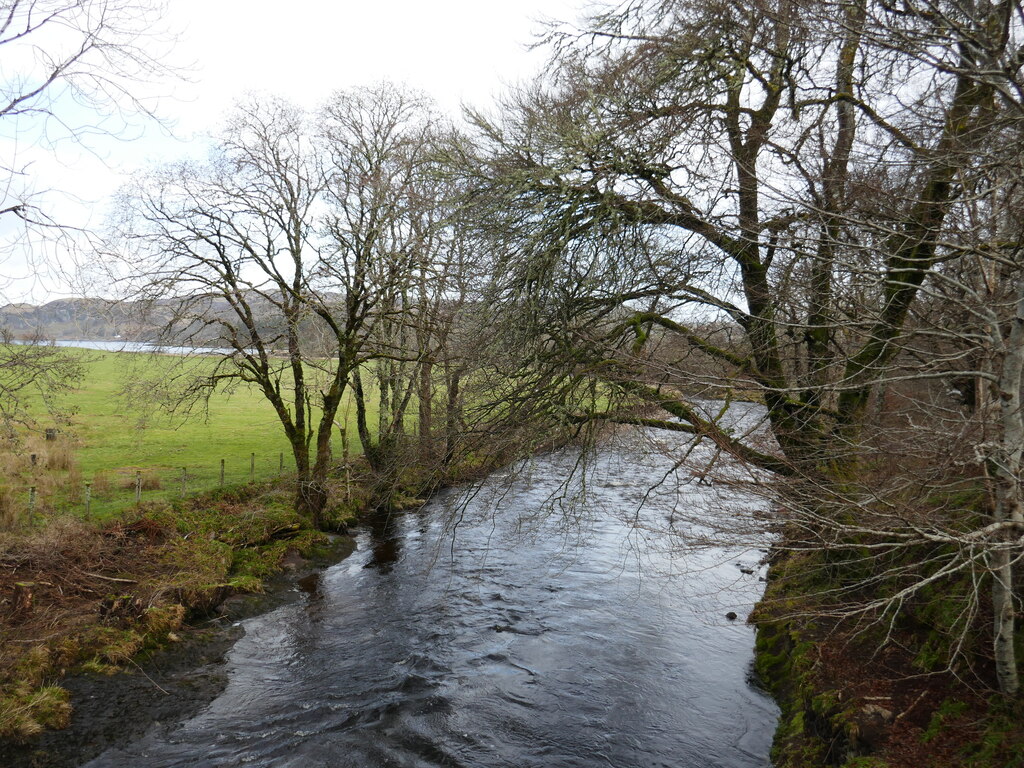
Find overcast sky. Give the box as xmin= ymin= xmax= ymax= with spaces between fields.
xmin=3 ymin=0 xmax=588 ymax=302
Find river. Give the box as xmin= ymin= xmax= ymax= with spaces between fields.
xmin=84 ymin=419 xmax=778 ymax=768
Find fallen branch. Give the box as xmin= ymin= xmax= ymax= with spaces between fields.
xmin=895 ymin=689 xmax=930 ymax=723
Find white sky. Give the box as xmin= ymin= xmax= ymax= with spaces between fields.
xmin=1 ymin=0 xmax=589 ymax=302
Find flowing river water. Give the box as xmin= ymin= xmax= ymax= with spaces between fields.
xmin=84 ymin=419 xmax=778 ymax=768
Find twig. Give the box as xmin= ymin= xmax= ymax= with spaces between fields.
xmin=126 ymin=657 xmax=170 ymax=696
xmin=895 ymin=689 xmax=929 ymax=723
xmin=10 ymin=632 xmax=63 ymax=643
xmin=81 ymin=572 xmax=137 ymax=584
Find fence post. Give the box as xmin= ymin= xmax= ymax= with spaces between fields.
xmin=134 ymin=470 xmax=142 ymax=504
xmin=278 ymin=452 xmax=283 ymax=476
xmin=180 ymin=467 xmax=187 ymax=497
xmin=250 ymin=452 xmax=255 ymax=483
xmin=28 ymin=485 xmax=36 ymax=525
xmin=84 ymin=481 xmax=92 ymax=520
xmin=30 ymin=453 xmax=37 ymax=467
xmin=220 ymin=459 xmax=225 ymax=488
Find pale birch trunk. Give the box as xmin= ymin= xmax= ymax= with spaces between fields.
xmin=991 ymin=273 xmax=1024 ymax=696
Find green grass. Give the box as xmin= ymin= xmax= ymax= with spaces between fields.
xmin=4 ymin=347 xmax=366 ymax=519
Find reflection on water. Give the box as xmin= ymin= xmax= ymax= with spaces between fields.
xmin=364 ymin=508 xmax=404 ymax=573
xmin=85 ymin=422 xmax=779 ymax=768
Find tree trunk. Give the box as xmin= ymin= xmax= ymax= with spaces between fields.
xmin=992 ymin=543 xmax=1019 ymax=696
xmin=418 ymin=358 xmax=433 ymax=460
xmin=295 ymin=479 xmax=329 ymax=528
xmin=352 ymin=368 xmax=379 ymax=469
xmin=290 ymin=436 xmax=318 ymax=524
xmin=444 ymin=367 xmax=462 ymax=465
xmin=10 ymin=581 xmax=34 ymax=620
xmin=991 ymin=274 xmax=1024 ymax=696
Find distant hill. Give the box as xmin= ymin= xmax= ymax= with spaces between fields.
xmin=0 ymin=294 xmax=343 ymax=350
xmin=0 ymin=298 xmax=145 ymax=341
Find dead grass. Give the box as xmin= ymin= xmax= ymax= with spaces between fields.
xmin=90 ymin=471 xmax=114 ymax=498
xmin=118 ymin=469 xmax=162 ymax=492
xmin=0 ymin=485 xmax=16 ymax=529
xmin=17 ymin=436 xmax=78 ymax=474
xmin=0 ymin=685 xmax=71 ymax=740
xmin=0 ymin=511 xmax=199 ymax=742
xmin=43 ymin=440 xmax=76 ymax=472
xmin=0 ymin=438 xmax=81 ymax=532
xmin=66 ymin=466 xmax=83 ymax=503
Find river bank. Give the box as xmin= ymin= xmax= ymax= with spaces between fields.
xmin=0 ymin=479 xmax=359 ymax=754
xmin=1 ymin=532 xmax=355 ymax=768
xmin=751 ymin=545 xmax=1024 ymax=768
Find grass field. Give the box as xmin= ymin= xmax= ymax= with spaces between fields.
xmin=2 ymin=346 xmax=361 ymax=520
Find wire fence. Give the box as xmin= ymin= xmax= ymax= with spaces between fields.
xmin=6 ymin=451 xmax=297 ymax=527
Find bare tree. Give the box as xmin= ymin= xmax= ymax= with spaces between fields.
xmin=0 ymin=0 xmax=175 ymax=252
xmin=112 ymin=86 xmax=490 ymax=518
xmin=112 ymin=96 xmax=356 ymax=524
xmin=460 ymin=0 xmax=1024 ymax=695
xmin=318 ymin=84 xmax=481 ymax=481
xmin=902 ymin=159 xmax=1024 ymax=693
